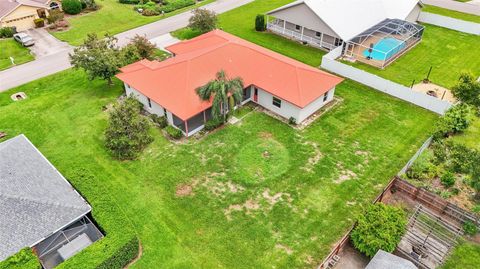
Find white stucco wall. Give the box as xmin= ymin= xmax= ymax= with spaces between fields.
xmin=406 ymin=4 xmax=422 ymax=22
xmin=297 ymin=88 xmax=335 ymax=122
xmin=124 ymin=83 xmax=165 ymax=117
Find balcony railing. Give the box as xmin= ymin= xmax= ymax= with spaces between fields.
xmin=266 ymin=23 xmax=337 ymax=51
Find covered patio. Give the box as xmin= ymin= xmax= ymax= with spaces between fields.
xmin=343 ymin=19 xmax=424 ymax=69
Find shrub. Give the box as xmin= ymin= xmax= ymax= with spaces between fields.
xmin=81 ymin=0 xmax=98 ymax=10
xmin=0 ymin=27 xmax=15 ymax=38
xmin=128 ymin=34 xmax=156 ymax=59
xmin=441 ymin=171 xmax=456 ymax=188
xmin=105 ymin=96 xmax=153 ymax=160
xmin=0 ymin=248 xmax=41 ymax=269
xmin=288 ymin=117 xmax=296 ymax=125
xmin=165 ymin=125 xmax=183 ymax=139
xmin=96 ymin=237 xmax=139 ymax=269
xmin=188 ymin=8 xmax=217 ymax=33
xmin=463 ymin=221 xmax=478 ymax=236
xmin=47 ymin=9 xmax=64 ymax=24
xmin=255 ymin=14 xmax=266 ymax=31
xmin=150 ymin=114 xmax=167 ymax=128
xmin=204 ymin=118 xmax=223 ymax=131
xmin=351 ymin=203 xmax=407 ymax=258
xmin=34 ymin=18 xmax=45 ymax=28
xmin=434 ymin=104 xmax=472 ymax=139
xmin=62 ymin=0 xmax=83 ymax=14
xmin=406 ymin=150 xmax=437 ymax=180
xmin=451 ymin=73 xmax=480 ymax=112
xmin=159 ymin=0 xmax=196 ymax=13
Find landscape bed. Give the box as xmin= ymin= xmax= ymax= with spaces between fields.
xmin=0 ymin=68 xmax=437 ymax=268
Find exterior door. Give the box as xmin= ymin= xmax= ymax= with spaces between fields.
xmin=253 ymin=88 xmax=258 ymax=102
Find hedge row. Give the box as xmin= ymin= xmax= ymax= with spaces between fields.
xmin=159 ymin=0 xmax=196 ymax=13
xmin=0 ymin=248 xmax=41 ymax=269
xmin=55 ymin=167 xmax=139 ymax=269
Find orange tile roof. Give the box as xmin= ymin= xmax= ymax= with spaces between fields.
xmin=116 ymin=30 xmax=343 ymax=120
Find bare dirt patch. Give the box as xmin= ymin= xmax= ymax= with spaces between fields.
xmin=275 ymin=244 xmax=293 ymax=255
xmin=175 ymin=184 xmax=194 ymax=197
xmin=301 ymin=141 xmax=323 ymax=172
xmin=259 ymin=131 xmax=273 ymax=138
xmin=334 ymin=162 xmax=358 ymax=183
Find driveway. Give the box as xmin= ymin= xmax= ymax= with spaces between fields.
xmin=0 ymin=0 xmax=253 ymax=92
xmin=25 ymin=28 xmax=72 ymax=58
xmin=149 ymin=33 xmax=180 ymax=50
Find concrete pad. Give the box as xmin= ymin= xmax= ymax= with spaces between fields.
xmin=149 ymin=33 xmax=180 ymax=50
xmin=24 ymin=28 xmax=71 ymax=58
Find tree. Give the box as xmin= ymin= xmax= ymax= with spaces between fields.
xmin=433 ymin=104 xmax=473 ymax=139
xmin=188 ymin=8 xmax=217 ymax=33
xmin=255 ymin=14 xmax=266 ymax=31
xmin=351 ymin=204 xmax=407 ymax=258
xmin=128 ymin=35 xmax=157 ymax=60
xmin=105 ymin=96 xmax=153 ymax=160
xmin=196 ymin=70 xmax=244 ymax=121
xmin=70 ymin=33 xmax=121 ymax=85
xmin=451 ymin=73 xmax=480 ymax=112
xmin=62 ymin=0 xmax=83 ymax=14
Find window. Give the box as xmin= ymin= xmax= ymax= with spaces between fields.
xmin=147 ymin=97 xmax=152 ymax=108
xmin=295 ymin=25 xmax=301 ymax=31
xmin=272 ymin=97 xmax=282 ymax=108
xmin=323 ymin=92 xmax=329 ymax=102
xmin=334 ymin=38 xmax=343 ymax=46
xmin=316 ymin=32 xmax=321 ymax=37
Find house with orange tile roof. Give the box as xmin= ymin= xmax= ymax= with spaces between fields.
xmin=116 ymin=30 xmax=343 ymax=136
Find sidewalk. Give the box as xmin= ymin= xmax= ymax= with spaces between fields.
xmin=423 ymin=0 xmax=480 ymax=15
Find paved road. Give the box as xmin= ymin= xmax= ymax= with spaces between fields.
xmin=0 ymin=0 xmax=253 ymax=92
xmin=423 ymin=0 xmax=480 ymax=15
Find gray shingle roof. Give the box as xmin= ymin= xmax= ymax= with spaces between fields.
xmin=0 ymin=135 xmax=91 ymax=261
xmin=365 ymin=250 xmax=418 ymax=269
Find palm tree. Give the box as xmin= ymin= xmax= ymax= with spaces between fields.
xmin=196 ymin=70 xmax=244 ymax=121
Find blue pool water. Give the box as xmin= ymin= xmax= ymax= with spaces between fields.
xmin=362 ymin=37 xmax=406 ymax=61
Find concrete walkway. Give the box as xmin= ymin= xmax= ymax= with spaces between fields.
xmin=149 ymin=33 xmax=180 ymax=50
xmin=423 ymin=0 xmax=480 ymax=15
xmin=0 ymin=0 xmax=253 ymax=92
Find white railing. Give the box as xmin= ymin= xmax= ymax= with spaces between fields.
xmin=267 ymin=23 xmax=336 ymax=51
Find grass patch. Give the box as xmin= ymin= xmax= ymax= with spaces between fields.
xmin=0 ymin=68 xmax=437 ymax=268
xmin=449 ymin=117 xmax=480 ymax=151
xmin=345 ymin=24 xmax=480 ymax=88
xmin=0 ymin=39 xmax=34 ymax=70
xmin=442 ymin=241 xmax=480 ymax=269
xmin=171 ymin=27 xmax=203 ymax=40
xmin=51 ymin=0 xmax=215 ymax=45
xmin=218 ymin=0 xmax=326 ymax=67
xmin=423 ymin=4 xmax=480 ymax=23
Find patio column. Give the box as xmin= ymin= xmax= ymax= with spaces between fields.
xmin=282 ymin=20 xmax=286 ymax=34
xmin=184 ymin=121 xmax=189 ymax=137
xmin=320 ymin=33 xmax=324 ymax=48
xmin=301 ymin=26 xmax=304 ymax=41
xmin=203 ymin=111 xmax=207 ymax=123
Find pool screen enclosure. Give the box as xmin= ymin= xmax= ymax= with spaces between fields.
xmin=344 ymin=19 xmax=424 ymax=68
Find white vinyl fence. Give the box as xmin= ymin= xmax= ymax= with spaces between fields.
xmin=321 ymin=47 xmax=452 ymax=115
xmin=419 ymin=12 xmax=480 ymax=35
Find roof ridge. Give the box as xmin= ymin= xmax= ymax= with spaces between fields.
xmin=0 ymin=192 xmax=90 ymax=212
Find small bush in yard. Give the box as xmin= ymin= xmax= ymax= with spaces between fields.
xmin=406 ymin=150 xmax=437 ymax=180
xmin=0 ymin=248 xmax=41 ymax=269
xmin=351 ymin=203 xmax=407 ymax=258
xmin=34 ymin=18 xmax=45 ymax=28
xmin=119 ymin=0 xmax=140 ymax=4
xmin=288 ymin=117 xmax=296 ymax=125
xmin=441 ymin=171 xmax=456 ymax=188
xmin=165 ymin=125 xmax=183 ymax=139
xmin=463 ymin=221 xmax=478 ymax=236
xmin=0 ymin=27 xmax=15 ymax=38
xmin=159 ymin=0 xmax=195 ymax=13
xmin=434 ymin=104 xmax=472 ymax=139
xmin=188 ymin=8 xmax=217 ymax=33
xmin=47 ymin=9 xmax=64 ymax=24
xmin=204 ymin=118 xmax=223 ymax=131
xmin=150 ymin=114 xmax=167 ymax=128
xmin=62 ymin=0 xmax=83 ymax=14
xmin=255 ymin=14 xmax=266 ymax=31
xmin=105 ymin=96 xmax=153 ymax=160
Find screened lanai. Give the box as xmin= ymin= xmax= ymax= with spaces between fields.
xmin=344 ymin=19 xmax=424 ymax=69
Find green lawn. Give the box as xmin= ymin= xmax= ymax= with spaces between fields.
xmin=423 ymin=4 xmax=480 ymax=23
xmin=346 ymin=24 xmax=480 ymax=89
xmin=0 ymin=67 xmax=437 ymax=268
xmin=218 ymin=0 xmax=326 ymax=67
xmin=442 ymin=241 xmax=480 ymax=269
xmin=0 ymin=39 xmax=34 ymax=70
xmin=449 ymin=116 xmax=480 ymax=151
xmin=51 ymin=0 xmax=215 ymax=46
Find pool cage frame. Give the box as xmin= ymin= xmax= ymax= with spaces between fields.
xmin=343 ymin=18 xmax=425 ymax=69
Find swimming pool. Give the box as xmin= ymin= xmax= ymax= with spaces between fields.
xmin=362 ymin=37 xmax=406 ymax=61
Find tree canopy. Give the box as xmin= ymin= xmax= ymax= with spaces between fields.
xmin=188 ymin=8 xmax=218 ymax=33
xmin=452 ymin=73 xmax=480 ymax=112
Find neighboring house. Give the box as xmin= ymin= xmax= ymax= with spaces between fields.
xmin=0 ymin=134 xmax=102 ymax=269
xmin=267 ymin=0 xmax=423 ymax=50
xmin=116 ymin=30 xmax=343 ymax=137
xmin=0 ymin=0 xmax=59 ymax=31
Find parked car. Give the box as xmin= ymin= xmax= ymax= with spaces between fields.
xmin=13 ymin=33 xmax=34 ymax=47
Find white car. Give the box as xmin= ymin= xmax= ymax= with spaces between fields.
xmin=13 ymin=33 xmax=35 ymax=47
